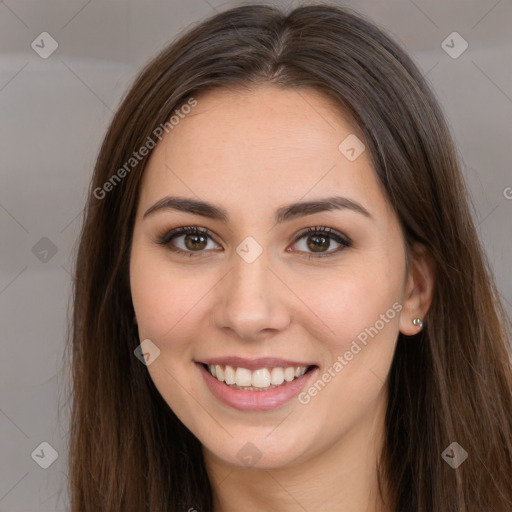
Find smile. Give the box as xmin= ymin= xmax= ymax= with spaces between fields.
xmin=196 ymin=360 xmax=318 ymax=411
xmin=206 ymin=364 xmax=309 ymax=390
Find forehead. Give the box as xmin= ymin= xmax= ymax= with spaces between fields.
xmin=166 ymin=84 xmax=360 ymax=155
xmin=138 ymin=84 xmax=384 ymax=218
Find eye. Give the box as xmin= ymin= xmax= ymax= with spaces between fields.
xmin=156 ymin=225 xmax=351 ymax=258
xmin=156 ymin=226 xmax=220 ymax=257
xmin=289 ymin=226 xmax=351 ymax=258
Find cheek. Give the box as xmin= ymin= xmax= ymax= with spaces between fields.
xmin=294 ymin=270 xmax=401 ymax=435
xmin=130 ymin=250 xmax=208 ymax=425
xmin=293 ymin=262 xmax=403 ymax=357
xmin=130 ymin=246 xmax=207 ymax=342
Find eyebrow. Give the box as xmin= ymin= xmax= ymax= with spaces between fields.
xmin=142 ymin=195 xmax=372 ymax=223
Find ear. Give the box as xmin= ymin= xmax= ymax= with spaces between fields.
xmin=399 ymin=242 xmax=434 ymax=335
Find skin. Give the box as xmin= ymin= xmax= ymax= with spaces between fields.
xmin=129 ymin=84 xmax=433 ymax=511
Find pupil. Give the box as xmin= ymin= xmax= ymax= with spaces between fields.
xmin=186 ymin=234 xmax=206 ymax=250
xmin=309 ymin=235 xmax=328 ymax=252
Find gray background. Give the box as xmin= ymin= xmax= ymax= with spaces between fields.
xmin=0 ymin=0 xmax=511 ymax=510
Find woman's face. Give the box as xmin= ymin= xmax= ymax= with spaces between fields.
xmin=130 ymin=85 xmax=426 ymax=470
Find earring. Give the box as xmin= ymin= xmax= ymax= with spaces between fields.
xmin=412 ymin=317 xmax=423 ymax=329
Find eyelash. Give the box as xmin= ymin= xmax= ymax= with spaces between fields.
xmin=156 ymin=225 xmax=352 ymax=259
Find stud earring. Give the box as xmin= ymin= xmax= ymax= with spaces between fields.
xmin=412 ymin=317 xmax=423 ymax=329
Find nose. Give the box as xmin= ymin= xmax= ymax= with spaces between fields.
xmin=211 ymin=246 xmax=291 ymax=341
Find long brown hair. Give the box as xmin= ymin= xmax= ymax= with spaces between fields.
xmin=66 ymin=4 xmax=512 ymax=510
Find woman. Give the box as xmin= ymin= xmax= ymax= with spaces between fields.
xmin=67 ymin=3 xmax=512 ymax=511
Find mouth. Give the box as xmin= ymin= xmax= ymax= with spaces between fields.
xmin=196 ymin=360 xmax=319 ymax=411
xmin=201 ymin=362 xmax=316 ymax=391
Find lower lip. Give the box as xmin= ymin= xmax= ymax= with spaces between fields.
xmin=196 ymin=363 xmax=318 ymax=411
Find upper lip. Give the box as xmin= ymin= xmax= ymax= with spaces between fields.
xmin=198 ymin=356 xmax=317 ymax=371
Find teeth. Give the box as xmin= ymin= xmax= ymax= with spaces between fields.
xmin=207 ymin=364 xmax=310 ymax=389
xmin=284 ymin=367 xmax=295 ymax=382
xmin=295 ymin=366 xmax=307 ymax=377
xmin=235 ymin=367 xmax=252 ymax=387
xmin=224 ymin=365 xmax=236 ymax=385
xmin=270 ymin=367 xmax=284 ymax=385
xmin=252 ymin=369 xmax=271 ymax=388
xmin=215 ymin=365 xmax=224 ymax=382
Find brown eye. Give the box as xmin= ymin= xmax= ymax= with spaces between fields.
xmin=291 ymin=227 xmax=351 ymax=258
xmin=183 ymin=233 xmax=208 ymax=251
xmin=306 ymin=234 xmax=330 ymax=252
xmin=157 ymin=226 xmax=220 ymax=256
